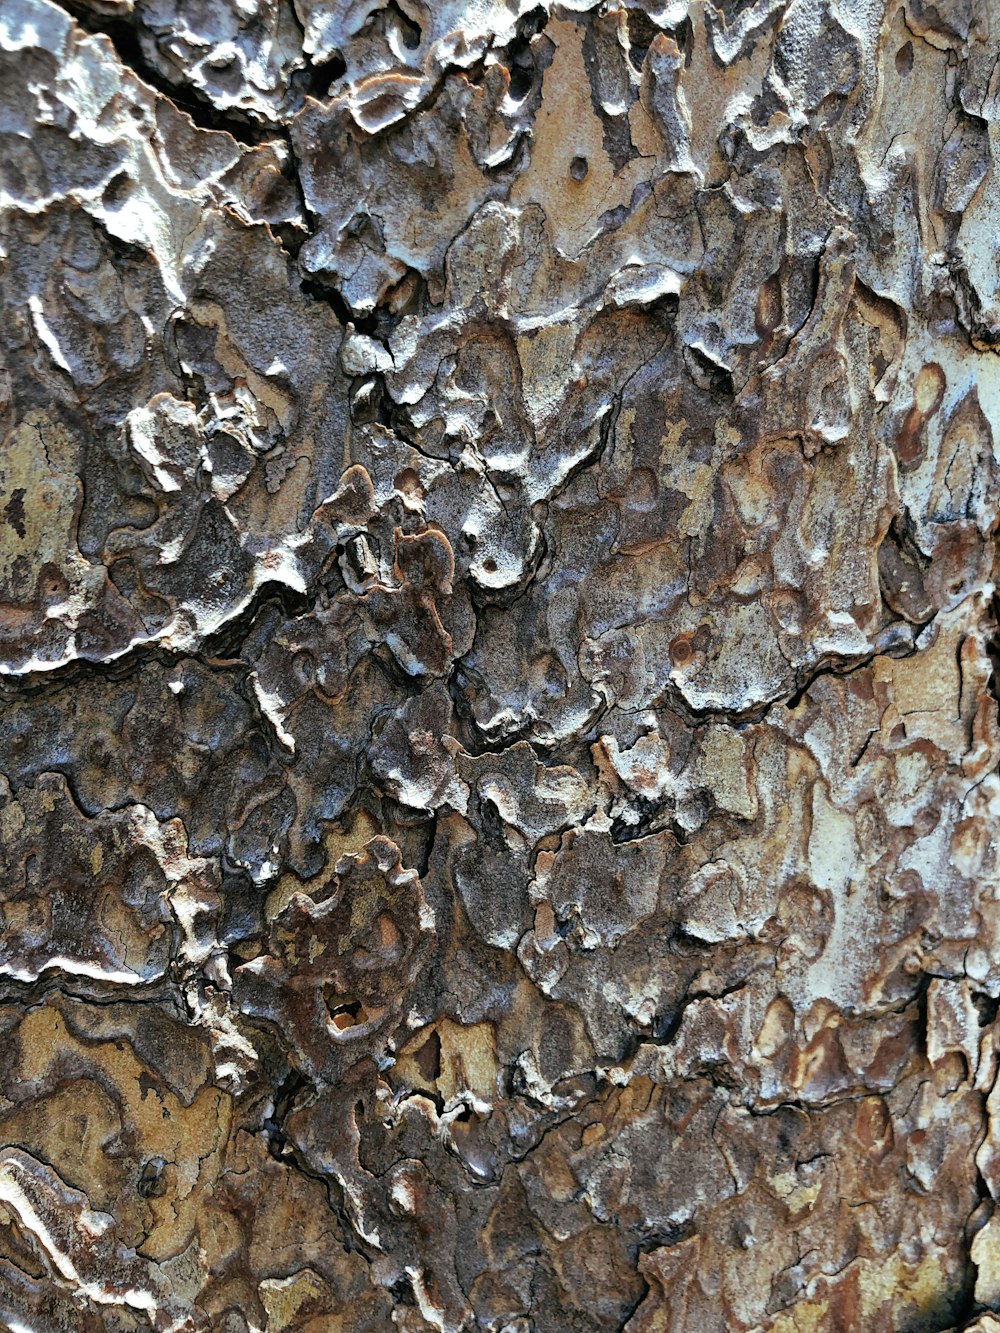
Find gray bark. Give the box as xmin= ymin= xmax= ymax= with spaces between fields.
xmin=0 ymin=0 xmax=999 ymax=1329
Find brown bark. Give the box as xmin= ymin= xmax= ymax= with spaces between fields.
xmin=0 ymin=0 xmax=998 ymax=1329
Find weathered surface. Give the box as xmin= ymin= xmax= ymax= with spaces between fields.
xmin=0 ymin=0 xmax=998 ymax=1328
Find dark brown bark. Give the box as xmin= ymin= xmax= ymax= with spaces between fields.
xmin=0 ymin=0 xmax=998 ymax=1329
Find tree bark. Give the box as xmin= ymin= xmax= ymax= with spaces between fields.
xmin=0 ymin=0 xmax=998 ymax=1329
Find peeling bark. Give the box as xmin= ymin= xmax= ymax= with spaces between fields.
xmin=1 ymin=0 xmax=999 ymax=1329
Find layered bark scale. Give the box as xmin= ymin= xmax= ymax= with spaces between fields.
xmin=0 ymin=0 xmax=999 ymax=1328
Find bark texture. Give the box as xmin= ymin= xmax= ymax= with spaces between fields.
xmin=0 ymin=0 xmax=999 ymax=1329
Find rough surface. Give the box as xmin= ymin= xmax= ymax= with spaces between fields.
xmin=0 ymin=0 xmax=999 ymax=1328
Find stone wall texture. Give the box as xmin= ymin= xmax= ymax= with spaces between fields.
xmin=1 ymin=0 xmax=999 ymax=1329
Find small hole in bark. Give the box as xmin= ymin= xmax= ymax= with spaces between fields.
xmin=328 ymin=997 xmax=364 ymax=1030
xmin=293 ymin=650 xmax=315 ymax=684
xmin=102 ymin=171 xmax=130 ymax=210
xmin=416 ymin=1030 xmax=442 ymax=1082
xmin=138 ymin=1158 xmax=165 ymax=1198
xmin=387 ymin=1 xmax=421 ymax=50
xmin=482 ymin=557 xmax=497 ymax=573
xmin=895 ymin=41 xmax=913 ymax=75
xmin=570 ymin=155 xmax=588 ymax=181
xmin=670 ymin=634 xmax=693 ymax=665
xmin=508 ymin=57 xmax=534 ymax=101
xmin=306 ymin=50 xmax=346 ymax=98
xmin=390 ymin=1276 xmax=416 ymax=1305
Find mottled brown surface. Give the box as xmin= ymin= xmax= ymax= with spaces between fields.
xmin=0 ymin=0 xmax=998 ymax=1329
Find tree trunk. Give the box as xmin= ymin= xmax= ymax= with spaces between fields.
xmin=0 ymin=0 xmax=998 ymax=1329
